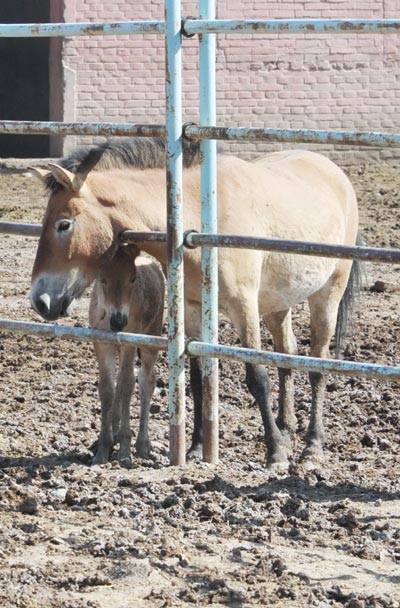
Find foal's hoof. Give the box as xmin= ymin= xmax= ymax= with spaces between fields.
xmin=299 ymin=444 xmax=325 ymax=471
xmin=265 ymin=448 xmax=290 ymax=475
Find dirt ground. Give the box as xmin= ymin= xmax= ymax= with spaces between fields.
xmin=0 ymin=157 xmax=399 ymax=608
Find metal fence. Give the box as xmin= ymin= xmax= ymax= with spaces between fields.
xmin=0 ymin=3 xmax=399 ymax=466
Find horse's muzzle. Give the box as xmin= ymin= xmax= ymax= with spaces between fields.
xmin=31 ymin=293 xmax=73 ymax=321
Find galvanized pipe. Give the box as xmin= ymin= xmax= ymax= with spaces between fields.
xmin=199 ymin=0 xmax=219 ymax=464
xmin=186 ymin=340 xmax=400 ymax=383
xmin=1 ymin=223 xmax=399 ymax=265
xmin=184 ymin=232 xmax=400 ymax=264
xmin=0 ymin=319 xmax=167 ymax=350
xmin=184 ymin=124 xmax=400 ymax=148
xmin=0 ymin=222 xmax=41 ymax=237
xmin=165 ymin=0 xmax=186 ymax=465
xmin=0 ymin=121 xmax=166 ymax=138
xmin=0 ymin=21 xmax=164 ymax=38
xmin=120 ymin=230 xmax=167 ymax=244
xmin=183 ymin=18 xmax=400 ymax=36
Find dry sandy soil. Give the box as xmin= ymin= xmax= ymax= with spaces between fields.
xmin=0 ymin=157 xmax=399 ymax=608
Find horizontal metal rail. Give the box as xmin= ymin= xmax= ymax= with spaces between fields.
xmin=184 ymin=232 xmax=400 ymax=264
xmin=184 ymin=124 xmax=400 ymax=148
xmin=186 ymin=340 xmax=400 ymax=382
xmin=0 ymin=319 xmax=167 ymax=350
xmin=0 ymin=222 xmax=41 ymax=237
xmin=119 ymin=230 xmax=168 ymax=244
xmin=2 ymin=224 xmax=398 ymax=265
xmin=0 ymin=121 xmax=166 ymax=138
xmin=1 ymin=19 xmax=399 ymax=40
xmin=1 ymin=121 xmax=399 ymax=149
xmin=183 ymin=18 xmax=400 ymax=36
xmin=0 ymin=21 xmax=164 ymax=38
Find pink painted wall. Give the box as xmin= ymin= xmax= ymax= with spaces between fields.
xmin=60 ymin=1 xmax=400 ymax=162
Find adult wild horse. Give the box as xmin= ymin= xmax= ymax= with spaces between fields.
xmin=30 ymin=139 xmax=360 ymax=471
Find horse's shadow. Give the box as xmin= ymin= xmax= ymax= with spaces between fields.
xmin=187 ymin=472 xmax=400 ymax=506
xmin=0 ymin=449 xmax=92 ymax=474
xmin=1 ymin=452 xmax=399 ymax=505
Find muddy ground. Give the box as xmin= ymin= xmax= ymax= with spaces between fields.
xmin=0 ymin=158 xmax=399 ymax=608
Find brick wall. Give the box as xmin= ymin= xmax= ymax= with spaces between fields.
xmin=62 ymin=0 xmax=400 ymax=163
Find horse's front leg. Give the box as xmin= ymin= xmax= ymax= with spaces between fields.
xmin=135 ymin=349 xmax=158 ymax=458
xmin=92 ymin=342 xmax=116 ymax=465
xmin=232 ymin=295 xmax=289 ymax=472
xmin=114 ymin=346 xmax=136 ymax=466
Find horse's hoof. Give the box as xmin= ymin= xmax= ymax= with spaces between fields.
xmin=187 ymin=442 xmax=203 ymax=461
xmin=135 ymin=443 xmax=151 ymax=459
xmin=265 ymin=447 xmax=290 ymax=475
xmin=265 ymin=458 xmax=289 ymax=476
xmin=119 ymin=456 xmax=133 ymax=469
xmin=92 ymin=451 xmax=109 ymax=465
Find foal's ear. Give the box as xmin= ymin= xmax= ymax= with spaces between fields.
xmin=28 ymin=167 xmax=51 ymax=183
xmin=47 ymin=163 xmax=83 ymax=194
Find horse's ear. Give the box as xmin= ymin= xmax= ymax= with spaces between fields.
xmin=28 ymin=167 xmax=51 ymax=183
xmin=47 ymin=163 xmax=83 ymax=193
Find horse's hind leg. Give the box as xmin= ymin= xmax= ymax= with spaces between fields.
xmin=263 ymin=309 xmax=298 ymax=436
xmin=185 ymin=300 xmax=203 ymax=459
xmin=231 ymin=295 xmax=288 ymax=471
xmin=135 ymin=348 xmax=158 ymax=458
xmin=302 ymin=280 xmax=344 ymax=464
xmin=114 ymin=346 xmax=136 ymax=466
xmin=92 ymin=342 xmax=117 ymax=465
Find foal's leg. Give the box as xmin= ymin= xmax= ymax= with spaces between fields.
xmin=92 ymin=342 xmax=117 ymax=465
xmin=230 ymin=295 xmax=288 ymax=470
xmin=264 ymin=309 xmax=298 ymax=436
xmin=135 ymin=348 xmax=158 ymax=458
xmin=301 ymin=286 xmax=342 ymax=464
xmin=114 ymin=346 xmax=136 ymax=465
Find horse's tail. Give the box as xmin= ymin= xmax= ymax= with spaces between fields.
xmin=334 ymin=231 xmax=364 ymax=359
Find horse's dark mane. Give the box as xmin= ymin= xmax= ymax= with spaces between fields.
xmin=45 ymin=137 xmax=201 ymax=192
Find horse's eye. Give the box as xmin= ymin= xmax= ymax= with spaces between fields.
xmin=56 ymin=219 xmax=72 ymax=233
xmin=131 ymin=276 xmax=136 ymax=284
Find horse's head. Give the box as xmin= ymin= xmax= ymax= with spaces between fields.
xmin=97 ymin=245 xmax=139 ymax=332
xmin=30 ymin=164 xmax=115 ymax=321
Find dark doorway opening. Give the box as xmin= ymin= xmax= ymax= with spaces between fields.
xmin=0 ymin=1 xmax=50 ymax=157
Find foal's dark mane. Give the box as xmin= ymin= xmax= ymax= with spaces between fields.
xmin=45 ymin=137 xmax=201 ymax=193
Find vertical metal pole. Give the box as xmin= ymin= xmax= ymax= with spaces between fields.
xmin=165 ymin=0 xmax=186 ymax=465
xmin=199 ymin=0 xmax=219 ymax=463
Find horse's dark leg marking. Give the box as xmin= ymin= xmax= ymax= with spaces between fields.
xmin=264 ymin=310 xmax=297 ymax=436
xmin=302 ymin=276 xmax=345 ymax=464
xmin=245 ymin=363 xmax=288 ymax=467
xmin=187 ymin=356 xmax=203 ymax=459
xmin=277 ymin=368 xmax=296 ymax=434
xmin=303 ymin=371 xmax=326 ymax=459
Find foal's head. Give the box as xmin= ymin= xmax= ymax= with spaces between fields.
xmin=30 ymin=164 xmax=115 ymax=321
xmin=97 ymin=245 xmax=139 ymax=332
